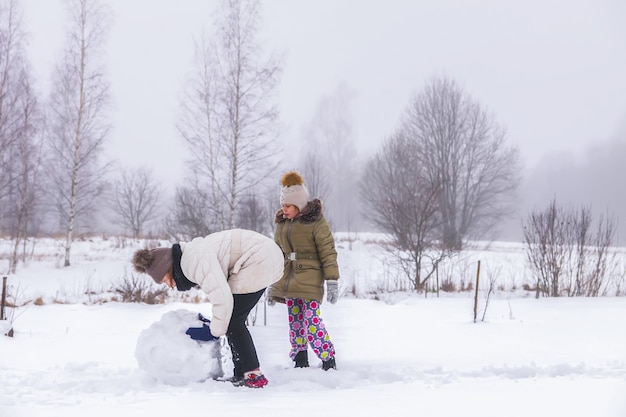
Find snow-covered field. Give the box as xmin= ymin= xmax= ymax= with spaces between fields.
xmin=1 ymin=235 xmax=625 ymax=416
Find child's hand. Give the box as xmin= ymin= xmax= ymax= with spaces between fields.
xmin=326 ymin=281 xmax=339 ymax=304
xmin=185 ymin=324 xmax=218 ymax=341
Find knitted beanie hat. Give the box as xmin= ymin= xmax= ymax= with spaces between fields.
xmin=132 ymin=247 xmax=172 ymax=284
xmin=280 ymin=171 xmax=309 ymax=211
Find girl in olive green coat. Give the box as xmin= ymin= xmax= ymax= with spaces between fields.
xmin=268 ymin=171 xmax=339 ymax=371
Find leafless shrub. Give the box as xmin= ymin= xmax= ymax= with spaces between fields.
xmin=113 ymin=273 xmax=168 ymax=304
xmin=440 ymin=279 xmax=457 ymax=292
xmin=523 ymin=199 xmax=619 ymax=297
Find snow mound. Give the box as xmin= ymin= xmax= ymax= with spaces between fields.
xmin=1 ymin=320 xmax=12 ymax=336
xmin=135 ymin=309 xmax=223 ymax=386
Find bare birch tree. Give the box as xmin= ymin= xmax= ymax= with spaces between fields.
xmin=45 ymin=0 xmax=112 ymax=266
xmin=403 ymin=75 xmax=521 ymax=250
xmin=176 ymin=0 xmax=282 ymax=232
xmin=111 ymin=167 xmax=163 ymax=239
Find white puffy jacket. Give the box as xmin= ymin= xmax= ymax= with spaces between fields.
xmin=179 ymin=229 xmax=284 ymax=337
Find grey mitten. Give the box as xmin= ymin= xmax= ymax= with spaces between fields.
xmin=326 ymin=281 xmax=339 ymax=304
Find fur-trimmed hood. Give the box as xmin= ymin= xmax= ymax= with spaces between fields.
xmin=275 ymin=198 xmax=323 ymax=224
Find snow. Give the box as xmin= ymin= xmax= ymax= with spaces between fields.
xmin=1 ymin=235 xmax=625 ymax=417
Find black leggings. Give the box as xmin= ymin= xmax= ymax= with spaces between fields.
xmin=226 ymin=288 xmax=265 ymax=377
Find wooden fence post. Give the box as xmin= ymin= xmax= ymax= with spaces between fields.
xmin=1 ymin=276 xmax=7 ymax=321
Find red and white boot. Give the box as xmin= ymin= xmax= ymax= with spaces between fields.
xmin=233 ymin=369 xmax=268 ymax=388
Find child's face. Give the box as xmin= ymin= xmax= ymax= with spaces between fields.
xmin=163 ymin=272 xmax=176 ymax=289
xmin=282 ymin=204 xmax=299 ymax=220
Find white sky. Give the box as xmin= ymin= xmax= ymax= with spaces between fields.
xmin=1 ymin=236 xmax=625 ymax=415
xmin=19 ymin=0 xmax=626 ymax=189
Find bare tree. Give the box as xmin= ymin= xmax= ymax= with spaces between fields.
xmin=45 ymin=0 xmax=112 ymax=266
xmin=0 ymin=0 xmax=45 ymax=273
xmin=111 ymin=167 xmax=163 ymax=239
xmin=300 ymin=151 xmax=330 ymax=204
xmin=8 ymin=70 xmax=43 ymax=273
xmin=236 ymin=192 xmax=271 ymax=235
xmin=361 ymin=132 xmax=450 ymax=290
xmin=163 ymin=175 xmax=218 ymax=241
xmin=299 ymin=83 xmax=359 ymax=231
xmin=403 ymin=75 xmax=521 ymax=250
xmin=176 ymin=0 xmax=282 ymax=231
xmin=0 ymin=0 xmax=28 ymax=230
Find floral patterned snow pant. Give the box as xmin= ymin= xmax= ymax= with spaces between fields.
xmin=286 ymin=298 xmax=335 ymax=361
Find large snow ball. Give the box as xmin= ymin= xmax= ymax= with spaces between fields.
xmin=135 ymin=309 xmax=223 ymax=386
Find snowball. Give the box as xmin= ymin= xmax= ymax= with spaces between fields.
xmin=135 ymin=309 xmax=224 ymax=386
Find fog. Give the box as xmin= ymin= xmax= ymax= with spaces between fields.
xmin=510 ymin=132 xmax=626 ymax=243
xmin=17 ymin=0 xmax=626 ymax=242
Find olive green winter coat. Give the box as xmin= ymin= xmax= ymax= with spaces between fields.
xmin=268 ymin=199 xmax=339 ymax=303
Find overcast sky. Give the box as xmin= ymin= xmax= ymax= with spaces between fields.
xmin=20 ymin=0 xmax=626 ymax=166
xmin=18 ymin=0 xmax=626 ymax=232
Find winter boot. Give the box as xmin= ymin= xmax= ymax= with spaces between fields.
xmin=322 ymin=357 xmax=336 ymax=371
xmin=241 ymin=371 xmax=268 ymax=388
xmin=294 ymin=350 xmax=309 ymax=368
xmin=231 ymin=370 xmax=268 ymax=388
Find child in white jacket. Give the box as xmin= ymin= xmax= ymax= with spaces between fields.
xmin=132 ymin=229 xmax=284 ymax=388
